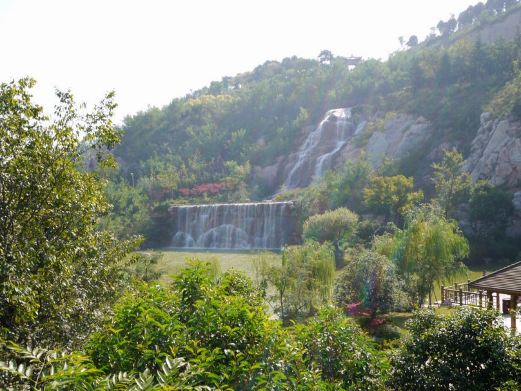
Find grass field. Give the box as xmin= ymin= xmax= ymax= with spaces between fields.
xmin=142 ymin=249 xmax=504 ymax=341
xmin=142 ymin=250 xmax=281 ymax=284
xmin=144 ymin=249 xmax=496 ymax=296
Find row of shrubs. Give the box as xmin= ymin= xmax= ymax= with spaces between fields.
xmin=2 ymin=261 xmax=521 ymax=390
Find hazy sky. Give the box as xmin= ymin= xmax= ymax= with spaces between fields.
xmin=0 ymin=0 xmax=481 ymax=123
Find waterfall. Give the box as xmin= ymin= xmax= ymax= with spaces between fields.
xmin=284 ymin=108 xmax=354 ymax=188
xmin=170 ymin=201 xmax=296 ymax=250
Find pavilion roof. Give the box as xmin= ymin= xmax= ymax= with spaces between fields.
xmin=469 ymin=261 xmax=521 ymax=295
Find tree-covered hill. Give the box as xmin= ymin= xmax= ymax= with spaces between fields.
xmin=106 ymin=2 xmax=521 ymax=254
xmin=115 ymin=8 xmax=521 ymax=196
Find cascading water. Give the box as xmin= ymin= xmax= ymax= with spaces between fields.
xmin=170 ymin=201 xmax=296 ymax=250
xmin=284 ymin=108 xmax=355 ymax=188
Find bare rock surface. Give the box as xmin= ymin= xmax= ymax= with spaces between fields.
xmin=463 ymin=114 xmax=521 ymax=188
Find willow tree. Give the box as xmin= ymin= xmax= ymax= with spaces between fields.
xmin=266 ymin=242 xmax=335 ymax=324
xmin=389 ymin=204 xmax=469 ymax=306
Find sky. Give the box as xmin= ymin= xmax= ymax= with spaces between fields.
xmin=0 ymin=0 xmax=482 ymax=123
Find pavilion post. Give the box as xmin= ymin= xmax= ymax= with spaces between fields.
xmin=496 ymin=292 xmax=500 ymax=310
xmin=510 ymin=294 xmax=518 ymax=334
xmin=487 ymin=291 xmax=493 ymax=309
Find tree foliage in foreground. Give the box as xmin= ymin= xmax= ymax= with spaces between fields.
xmin=389 ymin=308 xmax=521 ymax=391
xmin=0 ymin=78 xmax=138 ymax=347
xmin=1 ymin=262 xmax=388 ymax=390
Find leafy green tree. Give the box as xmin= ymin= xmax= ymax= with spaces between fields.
xmin=334 ymin=250 xmax=403 ymax=318
xmin=0 ymin=78 xmax=137 ymax=347
xmin=431 ymin=148 xmax=472 ymax=217
xmin=407 ymin=35 xmax=419 ymax=47
xmin=263 ymin=243 xmax=335 ymax=323
xmin=318 ymin=50 xmax=333 ymax=64
xmin=297 ymin=308 xmax=388 ymax=390
xmin=388 ymin=205 xmax=469 ymax=306
xmin=100 ymin=180 xmax=151 ymax=239
xmin=87 ymin=261 xmax=272 ymax=387
xmin=389 ymin=308 xmax=521 ymax=391
xmin=86 ymin=284 xmax=181 ymax=373
xmin=469 ymin=180 xmax=513 ymax=240
xmin=303 ymin=208 xmax=359 ymax=267
xmin=363 ymin=175 xmax=424 ymax=225
xmin=324 ymin=157 xmax=372 ymax=212
xmin=486 ymin=61 xmax=521 ymax=120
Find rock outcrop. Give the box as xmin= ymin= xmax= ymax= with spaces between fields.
xmin=252 ymin=107 xmax=521 ymax=204
xmin=463 ymin=113 xmax=521 ymax=188
xmin=342 ymin=113 xmax=434 ymax=167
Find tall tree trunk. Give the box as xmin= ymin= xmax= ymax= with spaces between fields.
xmin=334 ymin=241 xmax=343 ymax=269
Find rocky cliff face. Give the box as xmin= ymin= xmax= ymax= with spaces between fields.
xmin=252 ymin=111 xmax=438 ymax=192
xmin=461 ymin=113 xmax=521 ymax=237
xmin=253 ymin=109 xmax=521 ymax=205
xmin=341 ymin=113 xmax=434 ymax=168
xmin=463 ymin=113 xmax=521 ymax=188
xmin=462 ymin=6 xmax=521 ymax=46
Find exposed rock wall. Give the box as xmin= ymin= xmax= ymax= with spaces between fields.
xmin=342 ymin=114 xmax=434 ymax=168
xmin=463 ymin=113 xmax=521 ymax=188
xmin=463 ymin=7 xmax=521 ymax=46
xmin=252 ymin=108 xmax=521 ymax=211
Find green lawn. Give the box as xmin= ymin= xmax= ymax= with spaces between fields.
xmin=144 ymin=250 xmax=496 ymax=302
xmin=141 ymin=249 xmax=281 ymax=284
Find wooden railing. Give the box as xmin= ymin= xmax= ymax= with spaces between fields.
xmin=441 ymin=282 xmax=496 ymax=308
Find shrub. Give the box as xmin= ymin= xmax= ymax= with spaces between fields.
xmin=297 ymin=308 xmax=388 ymax=390
xmin=335 ymin=250 xmax=404 ymax=318
xmin=303 ymin=207 xmax=359 ymax=267
xmin=389 ymin=308 xmax=521 ymax=390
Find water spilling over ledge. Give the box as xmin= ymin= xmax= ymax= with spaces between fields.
xmin=170 ymin=201 xmax=297 ymax=250
xmin=284 ymin=108 xmax=357 ymax=189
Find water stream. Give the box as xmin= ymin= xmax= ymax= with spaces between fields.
xmin=284 ymin=108 xmax=354 ymax=188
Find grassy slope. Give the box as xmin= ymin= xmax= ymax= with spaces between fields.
xmin=143 ymin=250 xmax=281 ymax=284
xmin=147 ymin=250 xmax=492 ymax=298
xmin=145 ymin=250 xmax=498 ymax=342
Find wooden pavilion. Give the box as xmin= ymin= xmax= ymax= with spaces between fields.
xmin=440 ymin=261 xmax=521 ymax=333
xmin=469 ymin=261 xmax=521 ymax=332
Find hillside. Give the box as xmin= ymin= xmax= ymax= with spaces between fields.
xmin=105 ymin=2 xmax=521 ymax=260
xmin=9 ymin=2 xmax=521 ymax=389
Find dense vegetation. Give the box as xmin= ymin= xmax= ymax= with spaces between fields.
xmin=101 ymin=3 xmax=521 ymax=259
xmin=1 ymin=71 xmax=521 ymax=391
xmin=3 ymin=2 xmax=521 ymax=389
